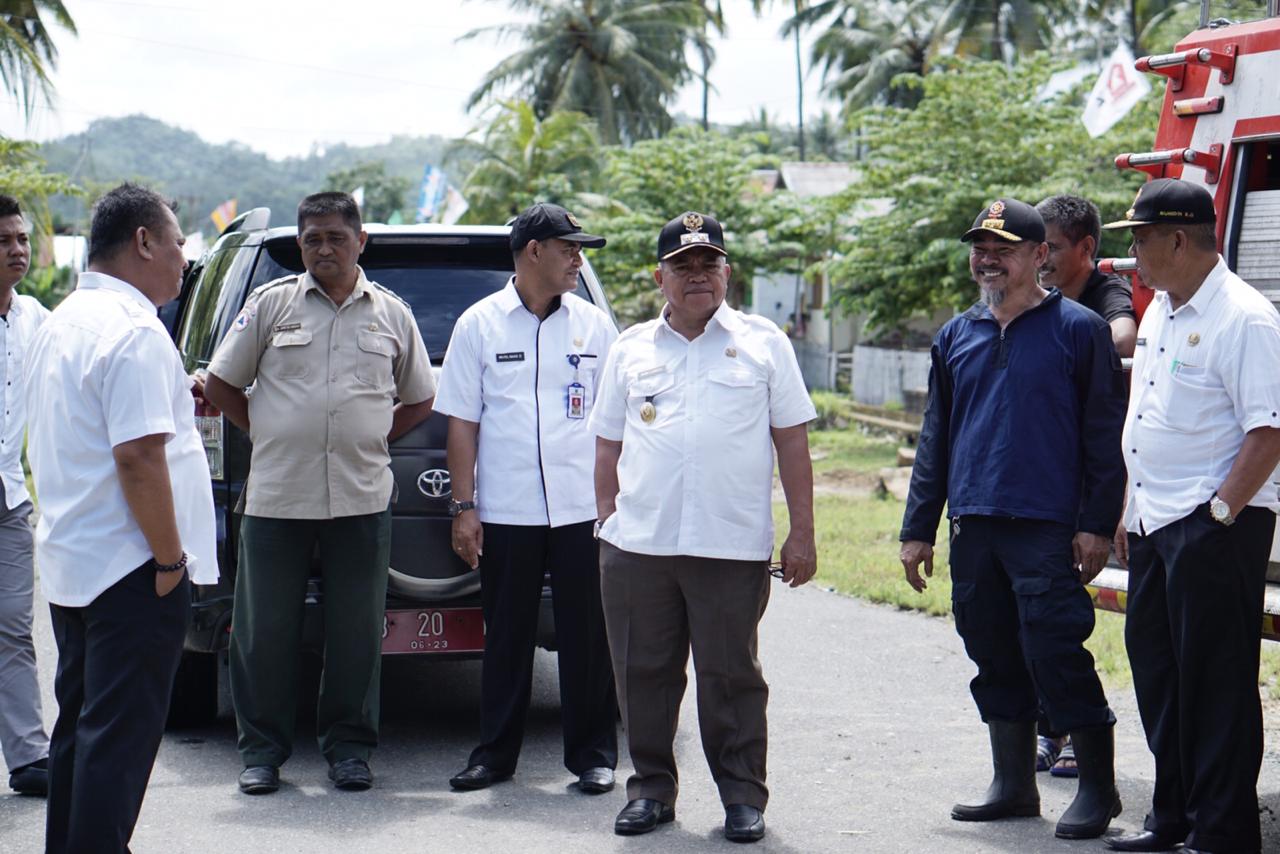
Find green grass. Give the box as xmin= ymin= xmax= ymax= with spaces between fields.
xmin=784 ymin=428 xmax=1280 ymax=696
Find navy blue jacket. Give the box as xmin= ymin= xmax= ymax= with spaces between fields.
xmin=900 ymin=289 xmax=1127 ymax=544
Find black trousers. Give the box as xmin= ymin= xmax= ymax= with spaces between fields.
xmin=949 ymin=516 xmax=1114 ymax=733
xmin=468 ymin=521 xmax=617 ymax=776
xmin=45 ymin=563 xmax=189 ymax=854
xmin=1126 ymin=503 xmax=1273 ymax=854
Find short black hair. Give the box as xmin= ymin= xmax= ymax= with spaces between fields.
xmin=1154 ymin=221 xmax=1218 ymax=252
xmin=297 ymin=192 xmax=362 ymax=233
xmin=1036 ymin=195 xmax=1101 ymax=254
xmin=0 ymin=194 xmax=20 ymax=219
xmin=87 ymin=183 xmax=177 ymax=264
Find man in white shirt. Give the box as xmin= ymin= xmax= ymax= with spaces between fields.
xmin=1103 ymin=179 xmax=1280 ymax=854
xmin=435 ymin=203 xmax=618 ymax=794
xmin=0 ymin=195 xmax=51 ymax=797
xmin=24 ymin=184 xmax=217 ymax=854
xmin=591 ymin=212 xmax=817 ymax=843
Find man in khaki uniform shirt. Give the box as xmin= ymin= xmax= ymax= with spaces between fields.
xmin=205 ymin=192 xmax=435 ymax=795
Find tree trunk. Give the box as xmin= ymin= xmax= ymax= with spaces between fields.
xmin=1129 ymin=0 xmax=1140 ymax=54
xmin=702 ymin=50 xmax=711 ymax=131
xmin=793 ymin=1 xmax=805 ymax=161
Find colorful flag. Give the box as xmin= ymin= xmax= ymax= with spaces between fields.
xmin=210 ymin=199 xmax=238 ymax=233
xmin=1082 ymin=43 xmax=1151 ymax=138
xmin=387 ymin=209 xmax=405 ymax=225
xmin=441 ymin=186 xmax=469 ymax=226
xmin=416 ymin=165 xmax=447 ymax=223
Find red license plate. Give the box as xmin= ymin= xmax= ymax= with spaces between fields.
xmin=381 ymin=607 xmax=485 ymax=655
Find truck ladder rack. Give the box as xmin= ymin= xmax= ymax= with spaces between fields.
xmin=1115 ymin=144 xmax=1224 ymax=183
xmin=1135 ymin=45 xmax=1237 ymax=89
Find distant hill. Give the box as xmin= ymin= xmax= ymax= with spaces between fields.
xmin=37 ymin=115 xmax=465 ymax=235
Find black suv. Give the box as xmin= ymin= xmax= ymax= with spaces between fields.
xmin=163 ymin=208 xmax=616 ymax=726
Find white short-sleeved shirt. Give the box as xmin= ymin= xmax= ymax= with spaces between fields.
xmin=0 ymin=293 xmax=49 ymax=510
xmin=590 ymin=301 xmax=816 ymax=560
xmin=433 ymin=279 xmax=617 ymax=527
xmin=24 ymin=272 xmax=218 ymax=606
xmin=1123 ymin=258 xmax=1280 ymax=534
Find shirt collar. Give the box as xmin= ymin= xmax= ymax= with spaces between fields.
xmin=497 ymin=277 xmax=564 ymax=318
xmin=301 ymin=266 xmax=372 ymax=302
xmin=1180 ymin=256 xmax=1228 ymax=316
xmin=76 ymin=271 xmax=157 ymax=314
xmin=657 ymin=299 xmax=740 ymax=339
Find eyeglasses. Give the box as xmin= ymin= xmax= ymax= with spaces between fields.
xmin=767 ymin=561 xmax=786 ymax=579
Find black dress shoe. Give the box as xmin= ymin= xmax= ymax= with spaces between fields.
xmin=724 ymin=804 xmax=766 ymax=843
xmin=578 ymin=766 xmax=615 ymax=794
xmin=1104 ymin=829 xmax=1185 ymax=852
xmin=449 ymin=764 xmax=511 ymax=791
xmin=237 ymin=765 xmax=280 ymax=795
xmin=8 ymin=758 xmax=48 ymax=797
xmin=328 ymin=758 xmax=372 ymax=791
xmin=614 ymin=798 xmax=675 ymax=835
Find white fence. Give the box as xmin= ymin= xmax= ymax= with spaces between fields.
xmin=850 ymin=345 xmax=931 ymax=407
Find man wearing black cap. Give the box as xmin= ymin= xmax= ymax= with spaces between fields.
xmin=900 ymin=198 xmax=1127 ymax=841
xmin=435 ymin=202 xmax=618 ymax=794
xmin=591 ymin=212 xmax=817 ymax=842
xmin=1103 ymin=178 xmax=1280 ymax=854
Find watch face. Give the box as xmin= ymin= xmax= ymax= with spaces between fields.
xmin=1211 ymin=500 xmax=1229 ymax=520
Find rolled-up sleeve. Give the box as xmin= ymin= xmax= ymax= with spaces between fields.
xmin=900 ymin=337 xmax=952 ymax=544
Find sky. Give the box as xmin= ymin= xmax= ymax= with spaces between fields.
xmin=0 ymin=0 xmax=837 ymax=160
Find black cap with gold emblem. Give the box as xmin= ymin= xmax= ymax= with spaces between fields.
xmin=509 ymin=202 xmax=606 ymax=251
xmin=1101 ymin=178 xmax=1217 ymax=230
xmin=961 ymin=198 xmax=1046 ymax=244
xmin=658 ymin=211 xmax=728 ymax=261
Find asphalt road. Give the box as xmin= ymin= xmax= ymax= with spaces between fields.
xmin=3 ymin=581 xmax=1279 ymax=853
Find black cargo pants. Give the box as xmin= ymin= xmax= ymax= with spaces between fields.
xmin=949 ymin=515 xmax=1115 ymax=734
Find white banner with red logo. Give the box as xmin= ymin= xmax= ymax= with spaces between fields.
xmin=1082 ymin=43 xmax=1152 ymax=138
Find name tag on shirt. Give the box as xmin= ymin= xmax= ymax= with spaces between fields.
xmin=273 ymin=321 xmax=302 ymax=333
xmin=567 ymin=382 xmax=585 ymax=419
xmin=496 ymin=352 xmax=525 ymax=362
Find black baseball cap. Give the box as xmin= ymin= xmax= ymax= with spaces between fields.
xmin=1102 ymin=178 xmax=1217 ymax=230
xmin=509 ymin=203 xmax=606 ymax=252
xmin=658 ymin=211 xmax=727 ymax=261
xmin=961 ymin=198 xmax=1046 ymax=244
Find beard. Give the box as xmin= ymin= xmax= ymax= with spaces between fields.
xmin=980 ymin=285 xmax=1006 ymax=308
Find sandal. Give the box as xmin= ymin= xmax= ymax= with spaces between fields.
xmin=1050 ymin=737 xmax=1078 ymax=778
xmin=1036 ymin=735 xmax=1061 ymax=772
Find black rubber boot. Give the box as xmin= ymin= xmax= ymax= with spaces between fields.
xmin=1055 ymin=725 xmax=1122 ymax=839
xmin=951 ymin=720 xmax=1040 ymax=821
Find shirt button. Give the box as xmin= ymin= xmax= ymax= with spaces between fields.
xmin=1131 ymin=448 xmax=1137 ymax=453
xmin=1159 ymin=347 xmax=1165 ymax=353
xmin=1136 ymin=482 xmax=1142 ymax=487
xmin=1137 ymin=414 xmax=1143 ymax=420
xmin=1148 ymin=381 xmax=1154 ymax=386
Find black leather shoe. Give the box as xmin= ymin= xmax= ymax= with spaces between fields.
xmin=578 ymin=766 xmax=615 ymax=794
xmin=724 ymin=804 xmax=766 ymax=843
xmin=328 ymin=758 xmax=372 ymax=791
xmin=1104 ymin=830 xmax=1185 ymax=852
xmin=237 ymin=765 xmax=280 ymax=795
xmin=449 ymin=764 xmax=511 ymax=791
xmin=8 ymin=758 xmax=48 ymax=796
xmin=614 ymin=798 xmax=675 ymax=835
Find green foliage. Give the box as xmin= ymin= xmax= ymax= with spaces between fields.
xmin=0 ymin=136 xmax=80 ymax=245
xmin=22 ymin=262 xmax=71 ymax=310
xmin=824 ymin=55 xmax=1158 ymax=329
xmin=0 ymin=0 xmax=76 ymax=118
xmin=455 ymin=101 xmax=603 ymax=225
xmin=323 ymin=160 xmax=412 ymax=223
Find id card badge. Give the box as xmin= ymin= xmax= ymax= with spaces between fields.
xmin=567 ymin=382 xmax=586 ymax=419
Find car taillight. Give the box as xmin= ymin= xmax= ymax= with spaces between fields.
xmin=194 ymin=399 xmax=224 ymax=481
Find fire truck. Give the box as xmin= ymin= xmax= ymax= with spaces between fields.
xmin=1088 ymin=0 xmax=1280 ymax=639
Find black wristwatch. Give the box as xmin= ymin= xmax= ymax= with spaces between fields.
xmin=152 ymin=552 xmax=189 ymax=573
xmin=448 ymin=499 xmax=476 ymax=517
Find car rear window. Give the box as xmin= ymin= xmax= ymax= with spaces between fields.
xmin=258 ymin=236 xmax=596 ymax=361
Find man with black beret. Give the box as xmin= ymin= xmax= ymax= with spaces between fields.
xmin=900 ymin=198 xmax=1127 ymax=841
xmin=436 ymin=202 xmax=619 ymax=795
xmin=1104 ymin=179 xmax=1280 ymax=854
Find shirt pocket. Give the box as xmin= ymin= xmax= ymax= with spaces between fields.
xmin=704 ymin=367 xmax=767 ymax=425
xmin=268 ymin=329 xmax=313 ymax=380
xmin=356 ymin=330 xmax=398 ymax=388
xmin=1164 ymin=366 xmax=1222 ymax=432
xmin=626 ymin=370 xmax=677 ymax=429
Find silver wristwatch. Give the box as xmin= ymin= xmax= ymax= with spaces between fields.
xmin=1209 ymin=492 xmax=1235 ymax=526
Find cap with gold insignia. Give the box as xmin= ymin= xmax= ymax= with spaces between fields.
xmin=658 ymin=210 xmax=728 ymax=261
xmin=1101 ymin=178 xmax=1217 ymax=230
xmin=509 ymin=202 xmax=606 ymax=251
xmin=961 ymin=198 xmax=1046 ymax=244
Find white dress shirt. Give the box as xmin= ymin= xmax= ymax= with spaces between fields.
xmin=590 ymin=301 xmax=816 ymax=560
xmin=0 ymin=293 xmax=49 ymax=509
xmin=24 ymin=272 xmax=218 ymax=607
xmin=432 ymin=278 xmax=617 ymax=527
xmin=1123 ymin=257 xmax=1280 ymax=534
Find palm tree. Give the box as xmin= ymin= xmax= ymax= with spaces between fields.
xmin=695 ymin=1 xmax=726 ymax=130
xmin=0 ymin=0 xmax=75 ymax=118
xmin=750 ymin=0 xmax=809 ymax=160
xmin=453 ymin=100 xmax=603 ymax=223
xmin=464 ymin=0 xmax=710 ymax=145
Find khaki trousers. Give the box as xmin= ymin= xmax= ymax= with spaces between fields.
xmin=599 ymin=541 xmax=771 ymax=810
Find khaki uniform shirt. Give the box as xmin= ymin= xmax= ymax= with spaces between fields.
xmin=208 ymin=268 xmax=436 ymax=519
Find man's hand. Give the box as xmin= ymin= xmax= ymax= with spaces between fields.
xmin=155 ymin=567 xmax=186 ymax=597
xmin=451 ymin=511 xmax=483 ymax=571
xmin=778 ymin=528 xmax=816 ymax=588
xmin=1072 ymin=531 xmax=1110 ymax=584
xmin=900 ymin=540 xmax=933 ymax=592
xmin=1113 ymin=522 xmax=1128 ymax=570
xmin=189 ymin=371 xmax=207 ymax=402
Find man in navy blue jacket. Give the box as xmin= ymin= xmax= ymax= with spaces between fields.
xmin=899 ymin=198 xmax=1128 ymax=842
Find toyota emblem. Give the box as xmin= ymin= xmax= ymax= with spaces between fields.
xmin=417 ymin=469 xmax=451 ymax=498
